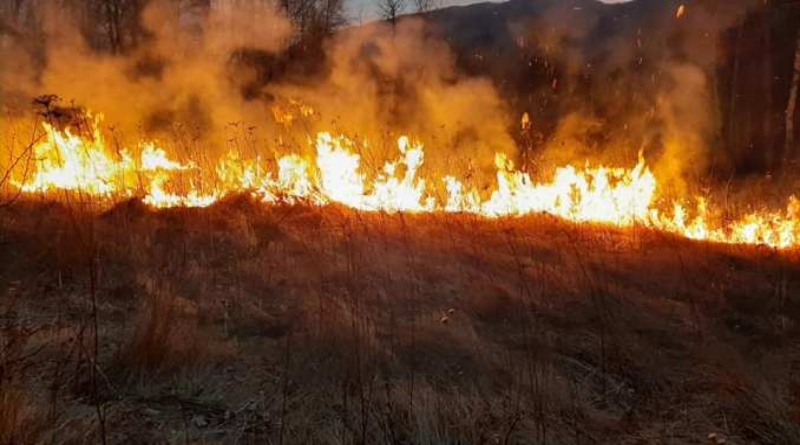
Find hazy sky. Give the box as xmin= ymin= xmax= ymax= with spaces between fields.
xmin=347 ymin=0 xmax=501 ymax=22
xmin=348 ymin=0 xmax=633 ymax=22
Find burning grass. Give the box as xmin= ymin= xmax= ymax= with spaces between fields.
xmin=5 ymin=115 xmax=800 ymax=250
xmin=1 ymin=196 xmax=799 ymax=443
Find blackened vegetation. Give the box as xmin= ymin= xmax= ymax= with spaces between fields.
xmin=32 ymin=95 xmax=89 ymax=130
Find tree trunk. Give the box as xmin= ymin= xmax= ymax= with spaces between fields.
xmin=762 ymin=7 xmax=774 ymax=171
xmin=784 ymin=29 xmax=800 ymax=163
xmin=727 ymin=21 xmax=745 ymax=166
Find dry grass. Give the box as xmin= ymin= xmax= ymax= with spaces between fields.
xmin=0 ymin=196 xmax=799 ymax=444
xmin=0 ymin=390 xmax=46 ymax=445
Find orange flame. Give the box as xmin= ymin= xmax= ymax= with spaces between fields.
xmin=11 ymin=117 xmax=800 ymax=250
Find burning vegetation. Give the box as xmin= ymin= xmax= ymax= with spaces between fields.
xmin=2 ymin=1 xmax=800 ymax=249
xmin=8 ymin=111 xmax=800 ymax=249
xmin=2 ymin=0 xmax=800 ymax=444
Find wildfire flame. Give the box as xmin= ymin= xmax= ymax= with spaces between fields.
xmin=10 ymin=117 xmax=800 ymax=250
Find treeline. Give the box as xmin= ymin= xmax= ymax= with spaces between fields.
xmin=0 ymin=0 xmax=347 ymax=54
xmin=423 ymin=0 xmax=800 ymax=176
xmin=719 ymin=0 xmax=800 ymax=174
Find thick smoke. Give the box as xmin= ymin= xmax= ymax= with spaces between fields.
xmin=266 ymin=19 xmax=516 ymax=181
xmin=509 ymin=0 xmax=757 ymax=190
xmin=1 ymin=0 xmax=764 ymax=194
xmin=656 ymin=62 xmax=714 ymax=195
xmin=30 ymin=1 xmax=291 ymax=145
xmin=1 ymin=0 xmax=515 ymax=188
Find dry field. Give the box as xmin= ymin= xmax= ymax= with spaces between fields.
xmin=1 ymin=196 xmax=799 ymax=444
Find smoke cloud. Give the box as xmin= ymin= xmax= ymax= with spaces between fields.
xmin=266 ymin=18 xmax=515 ymax=181
xmin=1 ymin=0 xmax=516 ymax=190
xmin=507 ymin=0 xmax=757 ymax=188
xmin=0 ymin=0 xmax=764 ymax=195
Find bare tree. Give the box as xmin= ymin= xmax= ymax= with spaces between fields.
xmin=379 ymin=0 xmax=405 ymax=25
xmin=282 ymin=0 xmax=315 ymax=37
xmin=0 ymin=0 xmax=23 ymax=32
xmin=316 ymin=0 xmax=347 ymax=36
xmin=0 ymin=0 xmax=25 ymax=19
xmin=413 ymin=0 xmax=438 ymax=13
xmin=55 ymin=0 xmax=148 ymax=53
xmin=0 ymin=0 xmax=39 ymax=38
xmin=0 ymin=14 xmax=21 ymax=39
xmin=282 ymin=0 xmax=346 ymax=42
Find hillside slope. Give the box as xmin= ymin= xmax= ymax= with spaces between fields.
xmin=1 ymin=198 xmax=799 ymax=443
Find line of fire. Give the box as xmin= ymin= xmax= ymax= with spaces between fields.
xmin=2 ymin=1 xmax=800 ymax=444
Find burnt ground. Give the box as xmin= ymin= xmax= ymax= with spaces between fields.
xmin=1 ymin=195 xmax=800 ymax=444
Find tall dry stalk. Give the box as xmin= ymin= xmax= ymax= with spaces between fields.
xmin=0 ymin=122 xmax=42 ymax=208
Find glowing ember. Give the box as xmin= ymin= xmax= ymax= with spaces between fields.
xmin=10 ymin=118 xmax=800 ymax=250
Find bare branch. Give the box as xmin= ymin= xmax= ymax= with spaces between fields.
xmin=379 ymin=0 xmax=405 ymax=24
xmin=413 ymin=0 xmax=439 ymax=13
